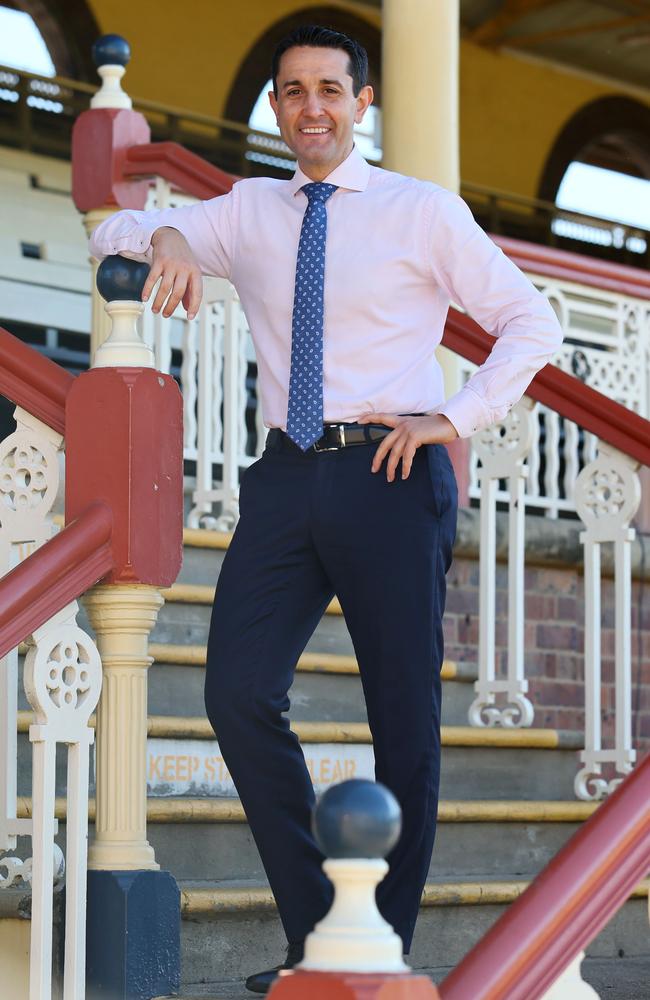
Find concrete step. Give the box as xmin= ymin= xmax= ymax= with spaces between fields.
xmin=145 ymin=802 xmax=589 ymax=884
xmin=176 ymin=877 xmax=650 ymax=986
xmin=144 ymin=647 xmax=476 ymax=725
xmin=16 ymin=797 xmax=597 ymax=885
xmin=15 ymin=715 xmax=583 ymax=800
xmin=16 ymin=646 xmax=475 ymax=725
xmin=153 ymin=580 xmax=352 ymax=654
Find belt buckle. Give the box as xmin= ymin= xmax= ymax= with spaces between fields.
xmin=313 ymin=424 xmax=345 ymax=452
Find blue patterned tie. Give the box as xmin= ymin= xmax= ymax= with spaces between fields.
xmin=286 ymin=182 xmax=338 ymax=450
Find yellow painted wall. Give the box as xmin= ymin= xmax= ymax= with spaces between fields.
xmin=86 ymin=0 xmax=379 ymax=118
xmin=84 ymin=0 xmax=649 ymax=201
xmin=459 ymin=40 xmax=650 ymax=200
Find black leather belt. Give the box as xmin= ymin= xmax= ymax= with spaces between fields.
xmin=312 ymin=422 xmax=391 ymax=451
xmin=270 ymin=415 xmax=425 ymax=453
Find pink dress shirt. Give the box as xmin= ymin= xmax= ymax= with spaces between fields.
xmin=89 ymin=146 xmax=563 ymax=438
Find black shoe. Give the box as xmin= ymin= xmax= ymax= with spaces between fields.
xmin=245 ymin=941 xmax=304 ymax=994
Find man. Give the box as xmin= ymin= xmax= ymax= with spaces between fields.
xmin=90 ymin=24 xmax=563 ymax=993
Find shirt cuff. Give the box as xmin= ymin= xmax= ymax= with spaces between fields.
xmin=437 ymin=385 xmax=493 ymax=439
xmin=90 ymin=223 xmax=160 ymax=263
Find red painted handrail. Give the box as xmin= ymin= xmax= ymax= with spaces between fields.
xmin=438 ymin=752 xmax=650 ymax=1000
xmin=494 ymin=236 xmax=650 ymax=301
xmin=443 ymin=308 xmax=650 ymax=468
xmin=0 ymin=501 xmax=114 ymax=658
xmin=124 ymin=141 xmax=236 ymax=200
xmin=0 ymin=327 xmax=75 ymax=436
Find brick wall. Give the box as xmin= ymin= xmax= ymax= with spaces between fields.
xmin=444 ymin=514 xmax=650 ymax=755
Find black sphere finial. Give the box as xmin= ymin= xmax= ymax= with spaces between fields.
xmin=92 ymin=35 xmax=131 ymax=68
xmin=312 ymin=780 xmax=401 ymax=860
xmin=97 ymin=255 xmax=150 ymax=303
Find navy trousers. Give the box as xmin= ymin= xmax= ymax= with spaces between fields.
xmin=204 ymin=430 xmax=458 ymax=953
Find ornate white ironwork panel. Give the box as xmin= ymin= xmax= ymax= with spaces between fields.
xmin=463 ymin=277 xmax=650 ymax=516
xmin=23 ymin=601 xmax=102 ymax=1000
xmin=0 ymin=408 xmax=62 ymax=854
xmin=573 ymin=445 xmax=640 ymax=801
xmin=469 ymin=401 xmax=536 ymax=728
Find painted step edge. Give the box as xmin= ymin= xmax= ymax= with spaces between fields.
xmin=162 ymin=582 xmax=344 ymax=617
xmin=147 ymin=643 xmax=469 ymax=682
xmin=15 ymin=643 xmax=471 ymax=684
xmin=179 ymin=878 xmax=650 ymax=915
xmin=14 ymin=713 xmax=584 ymax=748
xmin=17 ymin=797 xmax=600 ymax=824
xmin=183 ymin=528 xmax=231 ymax=550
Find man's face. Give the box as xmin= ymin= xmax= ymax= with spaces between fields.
xmin=269 ymin=46 xmax=373 ymax=181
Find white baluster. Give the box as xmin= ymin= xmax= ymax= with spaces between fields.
xmin=23 ymin=601 xmax=102 ymax=1000
xmin=237 ymin=308 xmax=249 ymax=460
xmin=188 ymin=301 xmax=223 ymax=528
xmin=564 ymin=418 xmax=580 ymax=506
xmin=541 ymin=951 xmax=599 ymax=999
xmin=527 ymin=402 xmax=541 ymax=506
xmin=153 ymin=311 xmax=172 ymax=376
xmin=216 ymin=287 xmax=241 ymax=531
xmin=469 ymin=401 xmax=535 ymax=728
xmin=212 ymin=301 xmax=225 ymax=466
xmin=0 ymin=409 xmax=62 ymax=857
xmin=181 ymin=316 xmax=199 ymax=460
xmin=574 ymin=444 xmax=641 ymax=800
xmin=543 ymin=408 xmax=561 ymax=520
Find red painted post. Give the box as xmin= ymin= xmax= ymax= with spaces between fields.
xmin=271 ymin=970 xmax=440 ymax=998
xmin=71 ymin=107 xmax=151 ymax=213
xmin=65 ymin=367 xmax=183 ymax=587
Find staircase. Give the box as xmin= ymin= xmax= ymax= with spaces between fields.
xmin=13 ymin=526 xmax=648 ymax=998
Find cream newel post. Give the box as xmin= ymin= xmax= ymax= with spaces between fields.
xmin=84 ymin=587 xmax=162 ymax=870
xmin=72 ymin=34 xmax=182 ymax=998
xmin=70 ymin=248 xmax=183 ymax=999
xmin=84 ymin=265 xmax=158 ymax=871
xmin=72 ymin=32 xmax=151 ymax=364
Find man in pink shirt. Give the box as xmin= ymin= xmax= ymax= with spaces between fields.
xmin=90 ymin=24 xmax=562 ymax=993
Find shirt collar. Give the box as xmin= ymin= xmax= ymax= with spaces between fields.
xmin=287 ymin=144 xmax=370 ymax=197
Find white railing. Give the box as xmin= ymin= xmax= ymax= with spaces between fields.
xmin=0 ymin=407 xmax=102 ymax=1000
xmin=142 ymin=179 xmax=265 ymax=530
xmin=468 ymin=399 xmax=643 ymax=801
xmin=463 ymin=275 xmax=650 ymax=518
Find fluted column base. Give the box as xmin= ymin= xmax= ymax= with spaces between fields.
xmin=83 ymin=583 xmax=163 ymax=871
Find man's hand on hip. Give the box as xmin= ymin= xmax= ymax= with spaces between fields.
xmin=141 ymin=227 xmax=203 ymax=320
xmin=357 ymin=412 xmax=459 ymax=482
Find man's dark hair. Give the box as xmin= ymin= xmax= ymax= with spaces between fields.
xmin=271 ymin=24 xmax=369 ymax=97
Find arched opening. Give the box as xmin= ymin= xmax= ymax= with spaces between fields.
xmin=0 ymin=5 xmax=55 ymax=74
xmin=538 ymin=97 xmax=650 ymax=263
xmin=3 ymin=0 xmax=100 ymax=80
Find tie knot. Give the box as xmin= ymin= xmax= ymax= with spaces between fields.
xmin=302 ymin=182 xmax=338 ymax=204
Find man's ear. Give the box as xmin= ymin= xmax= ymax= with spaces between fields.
xmin=355 ymin=85 xmax=374 ymax=125
xmin=268 ymin=89 xmax=279 ymax=125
